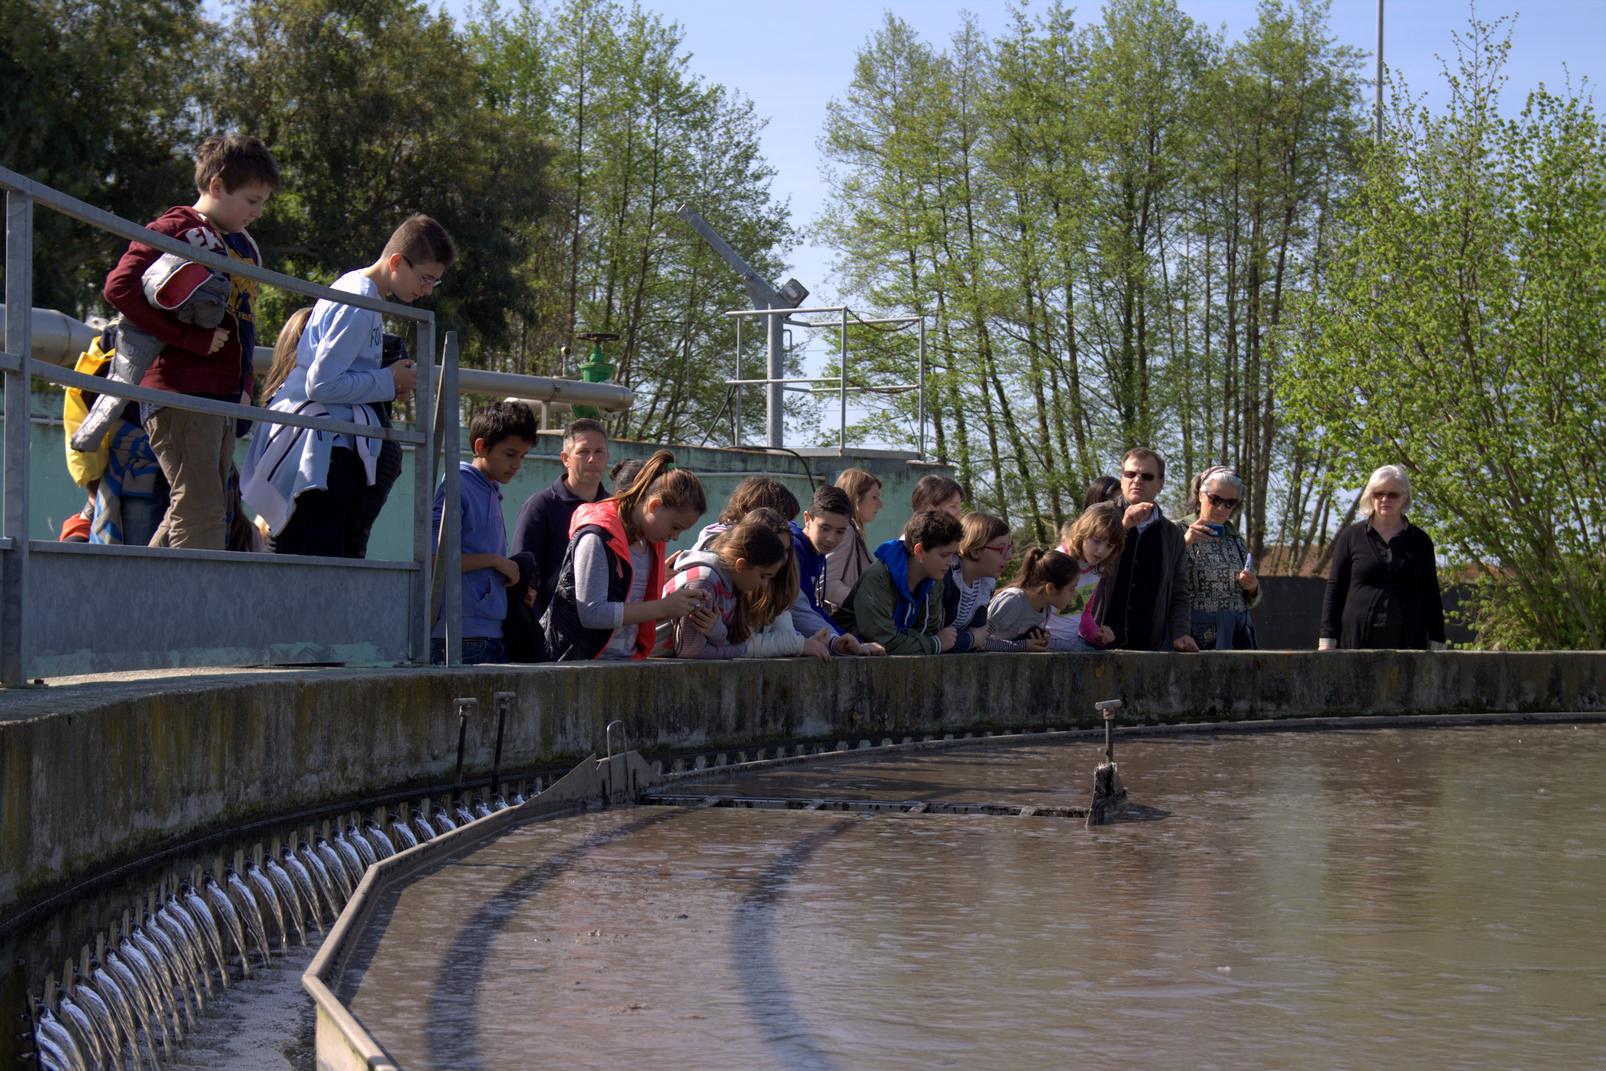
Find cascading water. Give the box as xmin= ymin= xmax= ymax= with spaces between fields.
xmin=21 ymin=786 xmax=529 ymax=1071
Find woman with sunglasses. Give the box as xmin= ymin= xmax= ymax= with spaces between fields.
xmin=1183 ymin=466 xmax=1261 ymax=649
xmin=1319 ymin=464 xmax=1446 ymax=651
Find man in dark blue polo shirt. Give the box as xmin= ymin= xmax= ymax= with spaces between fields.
xmin=511 ymin=418 xmax=610 ymax=621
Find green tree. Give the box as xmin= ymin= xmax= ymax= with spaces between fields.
xmin=1 ymin=0 xmax=212 ymax=314
xmin=210 ymin=0 xmax=554 ymax=355
xmin=1282 ymin=17 xmax=1606 ymax=647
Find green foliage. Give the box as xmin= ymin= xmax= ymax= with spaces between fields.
xmin=207 ymin=0 xmax=554 ymax=352
xmin=818 ymin=0 xmax=1362 ymax=552
xmin=0 ymin=0 xmax=211 ymax=313
xmin=1282 ymin=16 xmax=1606 ymax=648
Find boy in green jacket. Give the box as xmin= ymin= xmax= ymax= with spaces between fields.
xmin=837 ymin=510 xmax=963 ymax=655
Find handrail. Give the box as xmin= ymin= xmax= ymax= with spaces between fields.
xmin=0 ymin=303 xmax=636 ymax=412
xmin=0 ymin=165 xmax=431 ymax=322
xmin=0 ymin=165 xmax=446 ymax=684
xmin=28 ymin=359 xmax=425 ymax=443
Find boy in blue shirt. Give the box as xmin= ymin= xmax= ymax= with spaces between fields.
xmin=431 ymin=401 xmax=540 ymax=664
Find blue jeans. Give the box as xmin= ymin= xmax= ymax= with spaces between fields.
xmin=430 ymin=636 xmax=507 ymax=665
xmin=1190 ymin=609 xmax=1256 ymax=650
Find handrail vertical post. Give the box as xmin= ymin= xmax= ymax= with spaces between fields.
xmin=411 ymin=318 xmax=436 ymax=665
xmin=733 ymin=317 xmax=742 ymax=447
xmin=2 ymin=188 xmax=34 ymax=685
xmin=441 ymin=336 xmax=462 ymax=667
xmin=917 ymin=315 xmax=927 ymax=461
xmin=839 ymin=306 xmax=848 ymax=452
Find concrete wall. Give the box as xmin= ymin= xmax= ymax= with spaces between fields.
xmin=5 ymin=651 xmax=1604 ymax=919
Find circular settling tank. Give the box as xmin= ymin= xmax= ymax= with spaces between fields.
xmin=330 ymin=725 xmax=1606 ymax=1069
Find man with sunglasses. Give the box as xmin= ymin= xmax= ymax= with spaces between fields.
xmin=1103 ymin=447 xmax=1198 ymax=652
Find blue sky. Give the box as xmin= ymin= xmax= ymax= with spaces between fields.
xmin=438 ymin=0 xmax=1604 ymax=303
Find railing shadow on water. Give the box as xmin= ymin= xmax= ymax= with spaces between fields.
xmin=0 ymin=163 xmax=474 ymax=685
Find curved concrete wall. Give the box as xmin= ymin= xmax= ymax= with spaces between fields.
xmin=5 ymin=651 xmax=1605 ymax=917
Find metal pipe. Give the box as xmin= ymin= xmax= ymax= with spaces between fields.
xmin=1 ymin=305 xmax=633 ymax=412
xmin=733 ymin=316 xmax=743 ymax=446
xmin=918 ymin=316 xmax=927 ymax=460
xmin=451 ymin=698 xmax=478 ymax=793
xmin=491 ymin=693 xmax=514 ymax=795
xmin=3 ymin=190 xmax=34 ymax=686
xmin=840 ymin=306 xmax=849 ymax=452
xmin=766 ymin=307 xmax=783 ymax=448
xmin=1376 ymin=0 xmax=1385 ymax=142
xmin=410 ymin=323 xmax=438 ymax=666
xmin=440 ymin=342 xmax=462 ymax=668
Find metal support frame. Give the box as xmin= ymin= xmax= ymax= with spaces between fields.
xmin=723 ymin=305 xmax=926 ymax=456
xmin=0 ymin=164 xmax=443 ymax=683
xmin=3 ymin=189 xmax=34 ymax=684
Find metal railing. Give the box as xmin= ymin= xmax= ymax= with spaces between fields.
xmin=726 ymin=305 xmax=926 ymax=457
xmin=0 ymin=164 xmax=454 ymax=683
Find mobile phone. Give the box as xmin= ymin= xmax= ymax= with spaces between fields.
xmin=1243 ymin=553 xmax=1254 ymax=572
xmin=1204 ymin=522 xmax=1225 ymax=538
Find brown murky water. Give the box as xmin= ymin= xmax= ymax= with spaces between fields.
xmin=338 ymin=725 xmax=1606 ymax=1070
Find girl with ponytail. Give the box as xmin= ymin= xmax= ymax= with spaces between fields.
xmin=985 ymin=548 xmax=1081 ymax=651
xmin=542 ymin=449 xmax=709 ymax=661
xmin=654 ymin=516 xmax=788 ymax=658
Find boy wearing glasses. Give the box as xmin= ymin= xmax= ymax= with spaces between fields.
xmin=1106 ymin=447 xmax=1198 ymax=652
xmin=243 ymin=214 xmax=454 ymax=557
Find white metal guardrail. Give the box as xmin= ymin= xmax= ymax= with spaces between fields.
xmin=0 ymin=164 xmax=470 ymax=682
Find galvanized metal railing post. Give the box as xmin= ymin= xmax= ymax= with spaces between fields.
xmin=839 ymin=306 xmax=849 ymax=452
xmin=410 ymin=318 xmax=437 ymax=666
xmin=733 ymin=317 xmax=742 ymax=446
xmin=441 ymin=337 xmax=462 ymax=667
xmin=917 ymin=315 xmax=927 ymax=460
xmin=2 ymin=187 xmax=34 ymax=685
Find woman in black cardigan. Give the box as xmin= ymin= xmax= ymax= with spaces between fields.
xmin=1319 ymin=465 xmax=1446 ymax=650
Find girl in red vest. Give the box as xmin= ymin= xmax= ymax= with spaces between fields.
xmin=543 ymin=449 xmax=708 ymax=660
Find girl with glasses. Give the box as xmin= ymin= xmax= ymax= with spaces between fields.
xmin=1183 ymin=466 xmax=1261 ymax=650
xmin=941 ymin=512 xmax=1011 ymax=652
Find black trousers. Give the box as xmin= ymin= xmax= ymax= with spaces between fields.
xmin=273 ymin=447 xmax=368 ymax=558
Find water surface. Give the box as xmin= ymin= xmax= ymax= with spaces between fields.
xmin=340 ymin=725 xmax=1606 ymax=1069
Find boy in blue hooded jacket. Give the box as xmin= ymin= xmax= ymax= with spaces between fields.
xmin=837 ymin=510 xmax=964 ymax=655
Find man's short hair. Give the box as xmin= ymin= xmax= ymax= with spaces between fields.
xmin=1122 ymin=446 xmax=1165 ymax=481
xmin=469 ymin=401 xmax=538 ymax=451
xmin=809 ymin=485 xmax=853 ymax=519
xmin=194 ymin=134 xmax=281 ymax=194
xmin=911 ymin=474 xmax=965 ymax=512
xmin=903 ymin=509 xmax=963 ymax=551
xmin=383 ymin=214 xmax=457 ymax=268
xmin=562 ymin=418 xmax=608 ymax=450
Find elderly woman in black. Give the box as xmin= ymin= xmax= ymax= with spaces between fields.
xmin=1319 ymin=464 xmax=1446 ymax=650
xmin=1183 ymin=465 xmax=1260 ymax=649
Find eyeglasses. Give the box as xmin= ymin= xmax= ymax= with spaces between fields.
xmin=402 ymin=255 xmax=444 ymax=290
xmin=985 ymin=542 xmax=1013 ymax=556
xmin=1122 ymin=470 xmax=1158 ymax=482
xmin=1373 ymin=490 xmax=1402 ymax=500
xmin=1205 ymin=493 xmax=1240 ymax=508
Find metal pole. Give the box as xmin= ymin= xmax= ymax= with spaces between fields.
xmin=442 ymin=337 xmax=462 ymax=667
xmin=2 ymin=190 xmax=34 ymax=686
xmin=410 ymin=319 xmax=436 ymax=666
xmin=1375 ymin=0 xmax=1384 ymax=142
xmin=451 ymin=698 xmax=477 ymax=793
xmin=733 ymin=317 xmax=742 ymax=447
xmin=491 ymin=692 xmax=514 ymax=796
xmin=765 ymin=305 xmax=783 ymax=448
xmin=839 ymin=307 xmax=849 ymax=452
xmin=917 ymin=316 xmax=927 ymax=461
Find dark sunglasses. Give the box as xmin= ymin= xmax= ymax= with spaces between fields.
xmin=1205 ymin=492 xmax=1240 ymax=508
xmin=1373 ymin=490 xmax=1402 ymax=500
xmin=1121 ymin=470 xmax=1158 ymax=482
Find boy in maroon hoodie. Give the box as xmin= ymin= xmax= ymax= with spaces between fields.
xmin=102 ymin=133 xmax=280 ymax=549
